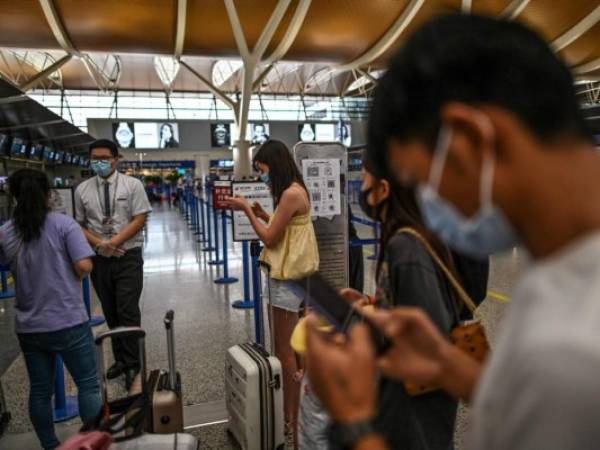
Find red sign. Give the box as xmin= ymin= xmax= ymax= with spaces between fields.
xmin=212 ymin=181 xmax=233 ymax=210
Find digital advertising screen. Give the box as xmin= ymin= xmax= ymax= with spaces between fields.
xmin=335 ymin=122 xmax=352 ymax=147
xmin=0 ymin=135 xmax=11 ymax=156
xmin=211 ymin=123 xmax=232 ymax=148
xmin=43 ymin=147 xmax=54 ymax=162
xmin=134 ymin=122 xmax=180 ymax=149
xmin=29 ymin=144 xmax=43 ymax=160
xmin=298 ymin=123 xmax=316 ymax=142
xmin=72 ymin=155 xmax=80 ymax=166
xmin=113 ymin=122 xmax=136 ymax=149
xmin=10 ymin=138 xmax=28 ymax=157
xmin=315 ymin=123 xmax=335 ymax=142
xmin=54 ymin=151 xmax=65 ymax=163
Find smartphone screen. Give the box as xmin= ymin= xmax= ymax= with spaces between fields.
xmin=291 ymin=273 xmax=390 ymax=354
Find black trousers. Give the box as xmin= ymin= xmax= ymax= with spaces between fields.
xmin=91 ymin=247 xmax=144 ymax=370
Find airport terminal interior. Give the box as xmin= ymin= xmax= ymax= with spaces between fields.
xmin=0 ymin=1 xmax=599 ymax=449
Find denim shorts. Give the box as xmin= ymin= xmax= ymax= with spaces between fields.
xmin=265 ymin=278 xmax=305 ymax=313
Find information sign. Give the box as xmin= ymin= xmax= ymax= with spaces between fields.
xmin=231 ymin=181 xmax=273 ymax=241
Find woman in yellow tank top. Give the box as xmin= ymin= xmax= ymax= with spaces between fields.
xmin=226 ymin=140 xmax=319 ymax=446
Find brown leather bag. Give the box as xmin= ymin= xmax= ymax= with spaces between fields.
xmin=395 ymin=228 xmax=491 ymax=396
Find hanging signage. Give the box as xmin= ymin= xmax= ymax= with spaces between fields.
xmin=213 ymin=180 xmax=233 ymax=210
xmin=231 ymin=181 xmax=274 ymax=241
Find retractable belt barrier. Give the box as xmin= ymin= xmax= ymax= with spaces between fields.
xmin=214 ymin=211 xmax=238 ymax=284
xmin=208 ymin=200 xmax=223 ymax=266
xmin=250 ymin=241 xmax=264 ymax=346
xmin=351 ymin=215 xmax=380 ymax=260
xmin=232 ymin=241 xmax=253 ymax=309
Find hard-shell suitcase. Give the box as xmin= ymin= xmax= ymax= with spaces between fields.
xmin=145 ymin=310 xmax=184 ymax=434
xmin=110 ymin=432 xmax=199 ymax=449
xmin=87 ymin=325 xmax=197 ymax=449
xmin=225 ymin=260 xmax=285 ymax=450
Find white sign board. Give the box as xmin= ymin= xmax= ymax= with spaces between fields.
xmin=50 ymin=188 xmax=75 ymax=218
xmin=231 ymin=181 xmax=274 ymax=241
xmin=302 ymin=158 xmax=341 ymax=217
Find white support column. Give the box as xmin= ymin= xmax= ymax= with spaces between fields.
xmin=225 ymin=0 xmax=294 ymax=178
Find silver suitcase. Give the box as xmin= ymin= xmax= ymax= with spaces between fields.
xmin=110 ymin=432 xmax=199 ymax=449
xmin=225 ymin=261 xmax=285 ymax=450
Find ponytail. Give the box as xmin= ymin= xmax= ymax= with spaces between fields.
xmin=8 ymin=169 xmax=50 ymax=242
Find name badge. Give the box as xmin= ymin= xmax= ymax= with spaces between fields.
xmin=101 ymin=217 xmax=116 ymax=236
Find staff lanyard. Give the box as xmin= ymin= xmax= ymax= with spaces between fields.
xmin=96 ymin=173 xmax=119 ymax=219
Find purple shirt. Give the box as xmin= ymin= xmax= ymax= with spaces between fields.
xmin=0 ymin=212 xmax=95 ymax=333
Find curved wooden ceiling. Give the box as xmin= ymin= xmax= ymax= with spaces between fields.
xmin=0 ymin=0 xmax=598 ymax=94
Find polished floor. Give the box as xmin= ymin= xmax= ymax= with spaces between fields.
xmin=0 ymin=202 xmax=521 ymax=449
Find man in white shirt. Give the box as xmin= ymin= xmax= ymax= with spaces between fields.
xmin=75 ymin=139 xmax=152 ymax=389
xmin=303 ymin=14 xmax=600 ymax=450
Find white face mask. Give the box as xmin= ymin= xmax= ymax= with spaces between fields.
xmin=415 ymin=124 xmax=520 ymax=258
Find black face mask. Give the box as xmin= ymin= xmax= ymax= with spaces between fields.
xmin=359 ymin=187 xmax=382 ymax=221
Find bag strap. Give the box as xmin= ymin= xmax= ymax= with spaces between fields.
xmin=397 ymin=227 xmax=478 ymax=313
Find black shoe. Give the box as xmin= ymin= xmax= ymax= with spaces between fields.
xmin=106 ymin=362 xmax=125 ymax=380
xmin=125 ymin=368 xmax=139 ymax=391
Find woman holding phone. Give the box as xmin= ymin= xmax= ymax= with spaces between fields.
xmin=226 ymin=140 xmax=319 ymax=445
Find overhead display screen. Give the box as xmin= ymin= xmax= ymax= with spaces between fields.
xmin=113 ymin=122 xmax=179 ymax=149
xmin=298 ymin=123 xmax=352 ymax=146
xmin=211 ymin=123 xmax=232 ymax=148
xmin=230 ymin=123 xmax=270 ymax=146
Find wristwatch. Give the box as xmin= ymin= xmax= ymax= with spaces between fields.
xmin=328 ymin=418 xmax=376 ymax=449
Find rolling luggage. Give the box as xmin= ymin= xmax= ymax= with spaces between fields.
xmin=145 ymin=310 xmax=184 ymax=434
xmin=225 ymin=261 xmax=285 ymax=450
xmin=82 ymin=321 xmax=195 ymax=449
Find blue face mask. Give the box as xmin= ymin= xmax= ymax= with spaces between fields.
xmin=416 ymin=125 xmax=519 ymax=258
xmin=259 ymin=172 xmax=270 ymax=184
xmin=91 ymin=160 xmax=113 ymax=178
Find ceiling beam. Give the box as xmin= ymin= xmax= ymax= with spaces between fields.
xmin=174 ymin=0 xmax=188 ymax=58
xmin=253 ymin=0 xmax=312 ymax=91
xmin=336 ymin=0 xmax=425 ymax=71
xmin=574 ymin=57 xmax=600 ymax=75
xmin=461 ymin=0 xmax=472 ymax=14
xmin=179 ymin=59 xmax=237 ymax=111
xmin=19 ymin=54 xmax=72 ymax=91
xmin=499 ymin=0 xmax=531 ymax=20
xmin=38 ymin=0 xmax=78 ymax=54
xmin=552 ymin=5 xmax=600 ymax=51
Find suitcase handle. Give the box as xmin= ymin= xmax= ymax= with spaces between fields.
xmin=94 ymin=327 xmax=146 ymax=346
xmin=164 ymin=310 xmax=177 ymax=391
xmin=94 ymin=327 xmax=148 ymax=407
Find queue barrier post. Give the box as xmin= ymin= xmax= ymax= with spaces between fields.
xmin=197 ymin=197 xmax=207 ymax=243
xmin=53 ymin=356 xmax=78 ymax=422
xmin=214 ymin=211 xmax=238 ymax=284
xmin=82 ymin=276 xmax=105 ymax=327
xmin=0 ymin=267 xmax=15 ymax=299
xmin=368 ymin=221 xmax=380 ymax=261
xmin=202 ymin=198 xmax=215 ymax=252
xmin=192 ymin=195 xmax=202 ymax=236
xmin=187 ymin=190 xmax=195 ymax=229
xmin=208 ymin=203 xmax=223 ymax=266
xmin=232 ymin=241 xmax=253 ymax=309
xmin=250 ymin=241 xmax=264 ymax=345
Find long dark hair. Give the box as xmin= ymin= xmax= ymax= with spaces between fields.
xmin=253 ymin=140 xmax=308 ymax=206
xmin=362 ymin=156 xmax=454 ymax=281
xmin=9 ymin=169 xmax=51 ymax=242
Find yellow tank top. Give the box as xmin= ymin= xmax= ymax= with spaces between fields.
xmin=260 ymin=212 xmax=319 ymax=280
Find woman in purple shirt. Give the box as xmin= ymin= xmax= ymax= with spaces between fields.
xmin=0 ymin=169 xmax=102 ymax=450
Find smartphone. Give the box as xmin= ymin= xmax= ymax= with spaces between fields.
xmin=291 ymin=273 xmax=390 ymax=354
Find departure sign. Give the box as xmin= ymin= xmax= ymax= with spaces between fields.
xmin=213 ymin=180 xmax=233 ymax=210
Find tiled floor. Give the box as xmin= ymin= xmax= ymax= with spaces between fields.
xmin=0 ymin=202 xmax=519 ymax=449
